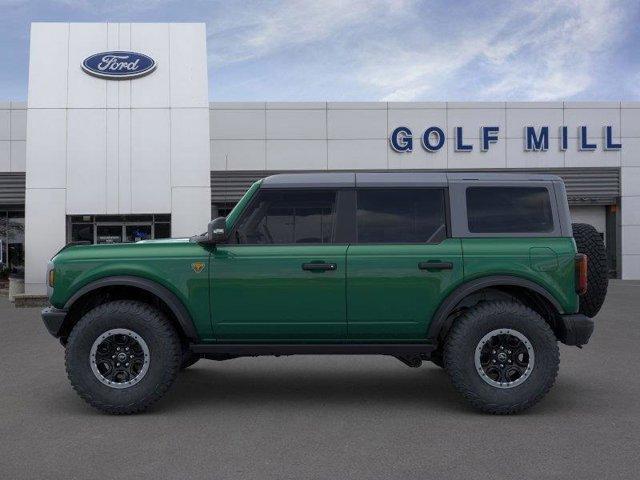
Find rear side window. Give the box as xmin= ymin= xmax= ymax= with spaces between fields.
xmin=356 ymin=188 xmax=447 ymax=243
xmin=233 ymin=189 xmax=336 ymax=244
xmin=466 ymin=187 xmax=554 ymax=233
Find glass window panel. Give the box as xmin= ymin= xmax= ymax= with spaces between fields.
xmin=234 ymin=190 xmax=336 ymax=245
xmin=356 ymin=188 xmax=446 ymax=243
xmin=154 ymin=223 xmax=171 ymax=239
xmin=466 ymin=187 xmax=554 ymax=233
xmin=96 ymin=225 xmax=122 ymax=244
xmin=125 ymin=225 xmax=152 ymax=242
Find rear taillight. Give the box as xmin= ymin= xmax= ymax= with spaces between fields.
xmin=575 ymin=254 xmax=588 ymax=295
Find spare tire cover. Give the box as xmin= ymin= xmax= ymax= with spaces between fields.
xmin=572 ymin=223 xmax=608 ymax=317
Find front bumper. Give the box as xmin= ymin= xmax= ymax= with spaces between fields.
xmin=41 ymin=307 xmax=68 ymax=338
xmin=557 ymin=313 xmax=594 ymax=346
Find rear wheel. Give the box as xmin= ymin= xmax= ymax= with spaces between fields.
xmin=572 ymin=222 xmax=608 ymax=317
xmin=65 ymin=300 xmax=181 ymax=414
xmin=444 ymin=301 xmax=559 ymax=414
xmin=180 ymin=351 xmax=200 ymax=370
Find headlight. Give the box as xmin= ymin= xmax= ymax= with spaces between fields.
xmin=46 ymin=261 xmax=55 ymax=299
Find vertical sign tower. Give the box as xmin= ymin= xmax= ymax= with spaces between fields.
xmin=25 ymin=23 xmax=211 ymax=294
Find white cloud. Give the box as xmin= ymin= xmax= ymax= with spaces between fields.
xmin=208 ymin=0 xmax=411 ymax=66
xmin=357 ymin=0 xmax=627 ymax=101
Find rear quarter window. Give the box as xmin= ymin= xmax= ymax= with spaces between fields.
xmin=466 ymin=186 xmax=554 ymax=233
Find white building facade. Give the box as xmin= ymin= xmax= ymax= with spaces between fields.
xmin=0 ymin=22 xmax=639 ymax=294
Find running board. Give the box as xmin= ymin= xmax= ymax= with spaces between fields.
xmin=190 ymin=343 xmax=436 ymax=356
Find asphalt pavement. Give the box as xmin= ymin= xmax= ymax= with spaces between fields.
xmin=1 ymin=281 xmax=639 ymax=479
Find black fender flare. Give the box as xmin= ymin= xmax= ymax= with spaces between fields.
xmin=426 ymin=275 xmax=563 ymax=342
xmin=64 ymin=275 xmax=199 ymax=341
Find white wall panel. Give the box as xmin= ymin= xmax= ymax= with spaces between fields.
xmin=506 ymin=109 xmax=563 ymax=138
xmin=446 ymin=137 xmax=506 ymax=169
xmin=171 ymin=186 xmax=211 ymax=237
xmin=267 ymin=102 xmax=325 ymax=110
xmin=10 ymin=109 xmax=27 ymax=141
xmin=564 ymin=107 xmax=620 ymax=138
xmin=106 ymin=23 xmax=119 ymax=108
xmin=387 ymin=108 xmax=447 ymax=139
xmin=388 ymin=145 xmax=445 ymax=170
xmin=210 ymin=109 xmax=265 ymax=140
xmin=28 ymin=23 xmax=68 ymax=108
xmin=11 ymin=141 xmax=26 ymax=172
xmin=0 ymin=141 xmax=9 ymax=171
xmin=327 ymin=109 xmax=386 ymax=139
xmin=622 ymin=138 xmax=640 ymax=166
xmin=621 ymin=254 xmax=640 ymax=280
xmin=25 ymin=109 xmax=67 ymax=189
xmin=105 ymin=108 xmax=119 ymax=213
xmin=506 ymin=138 xmax=564 ymax=168
xmin=130 ymin=108 xmax=171 ymax=212
xmin=622 ymin=167 xmax=640 ymax=196
xmin=117 ymin=23 xmax=132 ymax=109
xmin=67 ymin=23 xmax=108 ymax=109
xmin=564 ymin=142 xmax=620 ymax=168
xmin=0 ymin=110 xmax=9 ymax=140
xmin=169 ymin=23 xmax=208 ymax=108
xmin=328 ymin=140 xmax=387 ymax=170
xmin=267 ymin=140 xmax=326 ymax=170
xmin=131 ymin=23 xmax=170 ymax=108
xmin=211 ymin=139 xmax=265 ymax=170
xmin=266 ymin=110 xmax=326 ymax=139
xmin=621 ymin=226 xmax=640 ymax=255
xmin=66 ymin=109 xmax=107 ymax=214
xmin=621 ymin=108 xmax=640 ymax=138
xmin=117 ymin=109 xmax=132 ymax=213
xmin=621 ymin=196 xmax=640 ymax=226
xmin=447 ymin=108 xmax=506 ymax=141
xmin=569 ymin=206 xmax=606 ymax=233
xmin=171 ymin=108 xmax=210 ymax=187
xmin=25 ymin=188 xmax=66 ymax=294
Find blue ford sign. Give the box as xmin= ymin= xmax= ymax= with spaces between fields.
xmin=82 ymin=51 xmax=156 ymax=80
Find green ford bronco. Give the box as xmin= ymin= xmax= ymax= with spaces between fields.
xmin=42 ymin=172 xmax=608 ymax=414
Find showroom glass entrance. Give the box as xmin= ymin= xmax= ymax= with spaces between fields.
xmin=67 ymin=215 xmax=171 ymax=244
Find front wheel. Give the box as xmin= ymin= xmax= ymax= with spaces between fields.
xmin=443 ymin=301 xmax=559 ymax=414
xmin=65 ymin=300 xmax=182 ymax=414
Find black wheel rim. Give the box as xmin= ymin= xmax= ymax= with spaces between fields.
xmin=90 ymin=329 xmax=150 ymax=389
xmin=474 ymin=328 xmax=534 ymax=389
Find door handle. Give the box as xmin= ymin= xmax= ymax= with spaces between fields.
xmin=418 ymin=261 xmax=453 ymax=271
xmin=302 ymin=262 xmax=337 ymax=272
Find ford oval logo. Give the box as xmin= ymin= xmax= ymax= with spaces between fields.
xmin=82 ymin=51 xmax=156 ymax=80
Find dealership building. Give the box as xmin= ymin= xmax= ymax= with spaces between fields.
xmin=1 ymin=22 xmax=640 ymax=294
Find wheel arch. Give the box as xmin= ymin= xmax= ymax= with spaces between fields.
xmin=426 ymin=275 xmax=563 ymax=344
xmin=61 ymin=276 xmax=199 ymax=343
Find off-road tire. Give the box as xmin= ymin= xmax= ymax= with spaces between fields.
xmin=430 ymin=349 xmax=444 ymax=368
xmin=572 ymin=222 xmax=608 ymax=317
xmin=180 ymin=351 xmax=200 ymax=370
xmin=65 ymin=300 xmax=181 ymax=414
xmin=444 ymin=301 xmax=559 ymax=414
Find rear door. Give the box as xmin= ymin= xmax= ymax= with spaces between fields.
xmin=211 ymin=188 xmax=348 ymax=340
xmin=346 ymin=187 xmax=463 ymax=340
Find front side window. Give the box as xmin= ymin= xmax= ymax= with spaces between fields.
xmin=233 ymin=190 xmax=336 ymax=245
xmin=466 ymin=187 xmax=554 ymax=233
xmin=356 ymin=188 xmax=447 ymax=243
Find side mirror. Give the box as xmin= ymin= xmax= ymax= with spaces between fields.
xmin=206 ymin=217 xmax=227 ymax=244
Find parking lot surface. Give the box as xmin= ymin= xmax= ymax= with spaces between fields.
xmin=1 ymin=281 xmax=640 ymax=479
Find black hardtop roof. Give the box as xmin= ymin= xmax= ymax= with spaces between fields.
xmin=261 ymin=171 xmax=563 ymax=188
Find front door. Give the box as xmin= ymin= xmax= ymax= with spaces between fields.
xmin=211 ymin=189 xmax=347 ymax=340
xmin=346 ymin=188 xmax=463 ymax=340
